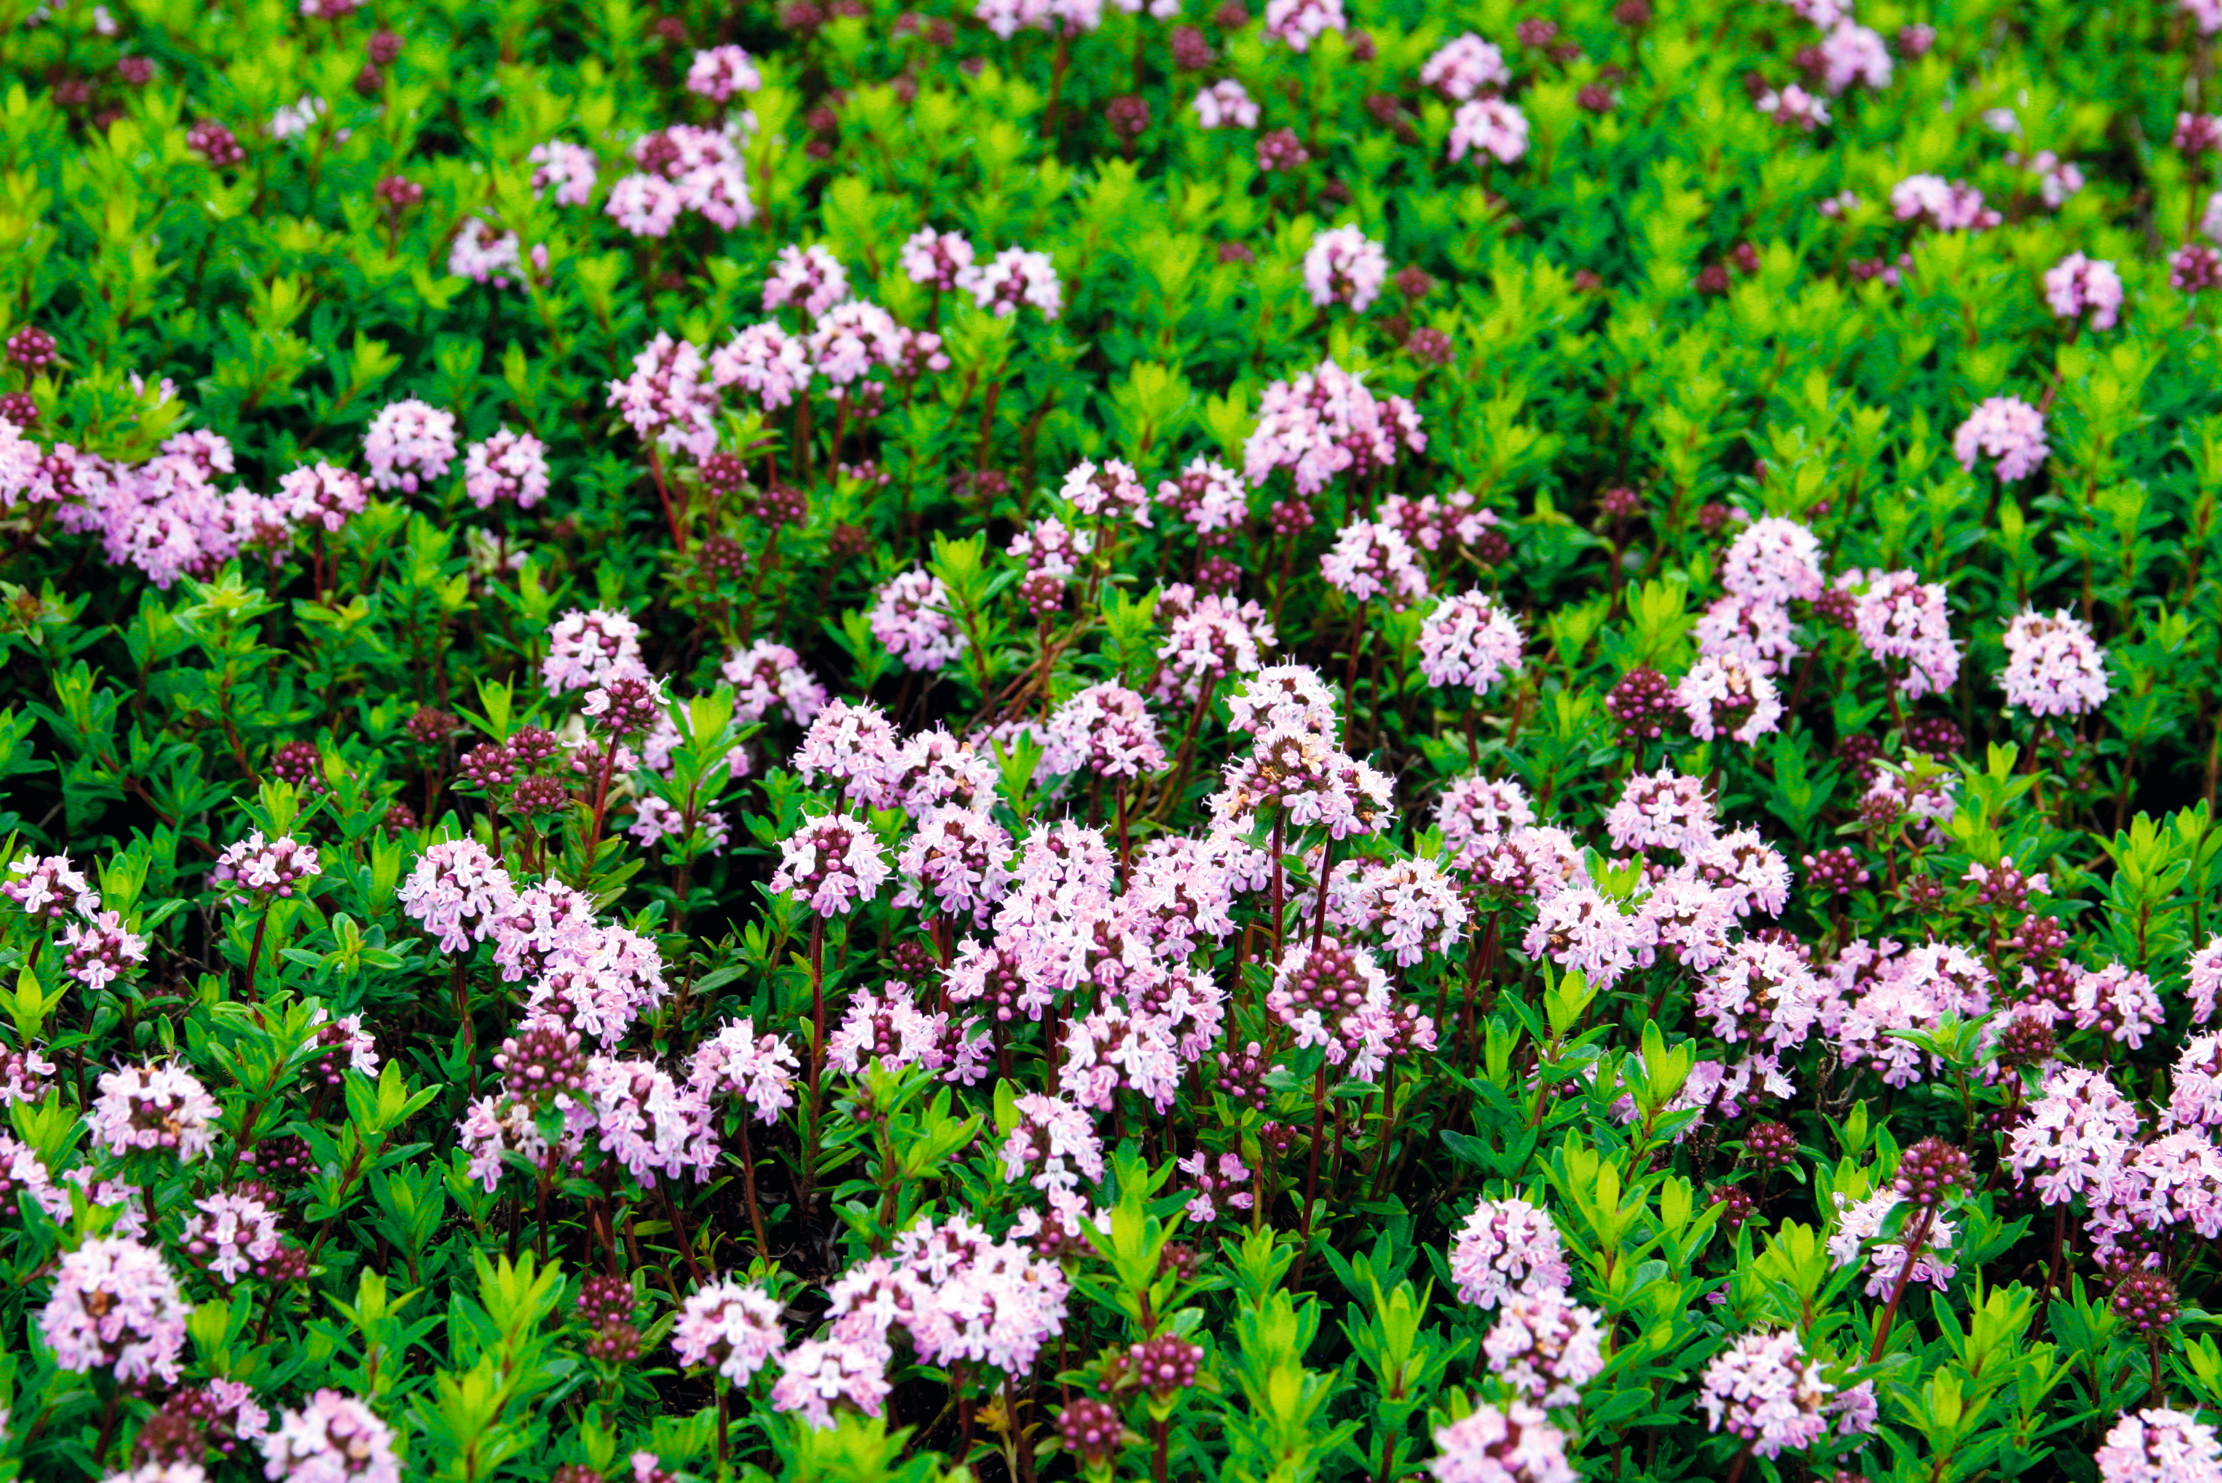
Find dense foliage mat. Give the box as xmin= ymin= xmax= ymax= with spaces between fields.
xmin=5 ymin=0 xmax=2222 ymax=1480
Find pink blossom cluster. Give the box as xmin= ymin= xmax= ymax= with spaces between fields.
xmin=1244 ymin=359 xmax=1425 ymax=496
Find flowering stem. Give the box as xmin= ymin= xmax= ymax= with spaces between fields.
xmin=1300 ymin=1061 xmax=1328 ymax=1244
xmin=1115 ymin=779 xmax=1132 ymax=887
xmin=736 ymin=1117 xmax=771 ymax=1259
xmin=1310 ymin=840 xmax=1334 ymax=952
xmin=1724 ymin=1443 xmax=1751 ymax=1483
xmin=1867 ymin=1206 xmax=1934 ymax=1363
xmin=645 ymin=444 xmax=686 ymax=551
xmin=243 ymin=908 xmax=270 ymax=1003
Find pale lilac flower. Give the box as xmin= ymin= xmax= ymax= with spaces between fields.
xmin=1849 ymin=569 xmax=1960 ymax=696
xmin=1675 ymin=654 xmax=1783 ymax=743
xmin=1828 ymin=1188 xmax=1956 ymax=1296
xmin=770 ymin=1333 xmax=892 ymax=1428
xmin=1698 ymin=1328 xmax=1835 ymax=1459
xmin=1953 ymin=396 xmax=2049 ymax=482
xmin=462 ymin=428 xmax=549 ymax=510
xmin=1450 ymin=1197 xmax=1570 ymax=1308
xmin=2073 ymin=963 xmax=2164 ymax=1048
xmin=771 ymin=815 xmax=892 ymax=916
xmin=1000 ymin=1092 xmax=1105 ymax=1194
xmin=1721 ymin=517 xmax=1825 ymax=605
xmin=275 ymin=463 xmax=366 ymax=534
xmin=89 ymin=1060 xmax=219 ymax=1161
xmin=1483 ymin=1292 xmax=1606 ymax=1407
xmin=809 ymin=300 xmax=905 ymax=388
xmin=693 ymin=1022 xmax=808 ymax=1125
xmin=458 ymin=1091 xmax=584 ymax=1192
xmin=398 ymin=839 xmax=518 ymax=952
xmin=259 ymin=1391 xmax=400 ymax=1483
xmin=1304 ymin=225 xmax=1389 ymax=312
xmin=1523 ymin=886 xmax=1650 ymax=988
xmin=1450 ymin=98 xmax=1530 ymax=164
xmin=1436 ymin=776 xmax=1536 ymax=854
xmin=1334 ymin=857 xmax=1469 ymax=966
xmin=1177 ymin=1148 xmax=1255 ymax=1221
xmin=3 ymin=851 xmax=98 ymax=919
xmin=708 ymin=321 xmax=812 ymax=412
xmin=1262 ymin=0 xmax=1344 ymax=51
xmin=1695 ymin=596 xmax=1800 ymax=677
xmin=1225 ymin=663 xmax=1342 ymax=742
xmin=763 ymin=244 xmax=850 ymax=317
xmin=685 ymin=45 xmax=760 ymax=101
xmin=890 ymin=1215 xmax=1073 ymax=1373
xmin=1427 ymin=1403 xmax=1575 ymax=1483
xmin=1061 ymin=458 xmax=1151 ymax=523
xmin=2095 ymin=1409 xmax=2222 ymax=1483
xmin=891 ymin=728 xmax=1001 ymax=814
xmin=2188 ymin=0 xmax=2222 ymax=35
xmin=1244 ymin=359 xmax=1424 ymax=497
xmin=1419 ymin=591 xmax=1524 ymax=690
xmin=59 ymin=910 xmax=147 ymax=990
xmin=2029 ymin=151 xmax=2085 ymax=209
xmin=42 ymin=1237 xmax=190 ymax=1385
xmin=721 ymin=640 xmax=827 ymax=725
xmin=2007 ymin=1065 xmax=2142 ymax=1206
xmin=212 ymin=831 xmax=320 ymax=900
xmin=1153 ymin=591 xmax=1276 ymax=706
xmin=579 ymin=1056 xmax=718 ymax=1186
xmin=2193 ymin=938 xmax=2222 ymax=1025
xmin=1421 ymin=32 xmax=1509 ymax=101
xmin=673 ymin=1277 xmax=784 ymax=1381
xmin=1757 ymin=83 xmax=1830 ymax=130
xmin=529 ymin=140 xmax=598 ymax=206
xmin=520 ymin=919 xmax=670 ymax=1048
xmin=870 ymin=568 xmax=968 ymax=672
xmin=1604 ymin=767 xmax=1716 ymax=856
xmin=1191 ymin=79 xmax=1259 ymax=129
xmin=2169 ymin=1034 xmax=2222 ymax=1129
xmin=899 ymin=228 xmax=975 ymax=292
xmin=1637 ymin=873 xmax=1738 ymax=971
xmin=449 ymin=218 xmax=522 ymax=285
xmin=894 ymin=804 xmax=1013 ymax=922
xmin=959 ymin=248 xmax=1062 ymax=320
xmin=606 ymin=333 xmax=720 ymax=459
xmin=793 ymin=699 xmax=904 ymax=807
xmin=1321 ymin=519 xmax=1429 ymax=607
xmin=542 ymin=608 xmax=647 ymax=692
xmin=1697 ymin=937 xmax=1826 ymax=1051
xmin=1891 ymin=174 xmax=2001 ymax=230
xmin=1694 ymin=828 xmax=1793 ymax=918
xmin=362 ymin=399 xmax=458 ymax=493
xmin=1045 ymin=683 xmax=1166 ymax=779
xmin=2109 ymin=1130 xmax=2222 ymax=1242
xmin=2044 ymin=253 xmax=2125 ymax=331
xmin=829 ymin=985 xmax=952 ymax=1077
xmin=1818 ymin=22 xmax=1890 ymax=92
xmin=2001 ymin=608 xmax=2109 ymax=716
xmin=179 ymin=1191 xmax=283 ymax=1284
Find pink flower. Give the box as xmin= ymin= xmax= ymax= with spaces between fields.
xmin=1450 ymin=98 xmax=1530 ymax=164
xmin=2095 ymin=1409 xmax=2222 ymax=1483
xmin=1953 ymin=395 xmax=2049 ymax=482
xmin=275 ymin=463 xmax=366 ymax=534
xmin=793 ymin=699 xmax=904 ymax=807
xmin=1698 ymin=1329 xmax=1838 ymax=1458
xmin=2044 ymin=252 xmax=2124 ymax=330
xmin=2007 ymin=1065 xmax=2142 ymax=1206
xmin=1697 ymin=937 xmax=1826 ymax=1051
xmin=2072 ymin=962 xmax=2164 ymax=1048
xmin=763 ymin=244 xmax=850 ymax=317
xmin=771 ymin=815 xmax=892 ymax=916
xmin=1060 ymin=458 xmax=1151 ymax=523
xmin=60 ymin=910 xmax=146 ymax=990
xmin=3 ymin=851 xmax=98 ymax=918
xmin=708 ymin=321 xmax=812 ymax=411
xmin=1817 ymin=21 xmax=1890 ymax=92
xmin=606 ymin=173 xmax=684 ymax=237
xmin=685 ymin=45 xmax=760 ymax=101
xmin=1001 ymin=1092 xmax=1105 ymax=1193
xmin=721 ymin=640 xmax=827 ymax=725
xmin=90 ymin=1060 xmax=219 ymax=1161
xmin=1483 ymin=1292 xmax=1606 ymax=1407
xmin=362 ymin=399 xmax=457 ymax=493
xmin=1757 ymin=83 xmax=1830 ymax=129
xmin=1721 ymin=517 xmax=1825 ymax=604
xmin=398 ymin=839 xmax=519 ymax=952
xmin=959 ymin=247 xmax=1062 ymax=320
xmin=899 ymin=227 xmax=975 ymax=291
xmin=1322 ymin=519 xmax=1429 ymax=607
xmin=2001 ymin=608 xmax=2109 ymax=716
xmin=579 ymin=1056 xmax=718 ymax=1186
xmin=1046 ymin=683 xmax=1166 ymax=779
xmin=1450 ymin=1197 xmax=1570 ymax=1308
xmin=1675 ymin=654 xmax=1783 ymax=743
xmin=1226 ymin=663 xmax=1342 ymax=741
xmin=1262 ymin=0 xmax=1344 ymax=51
xmin=1304 ymin=225 xmax=1388 ymax=312
xmin=1849 ymin=569 xmax=1960 ymax=696
xmin=1191 ymin=79 xmax=1259 ymax=128
xmin=870 ymin=568 xmax=968 ymax=672
xmin=606 ymin=333 xmax=720 ymax=459
xmin=1421 ymin=32 xmax=1509 ymax=100
xmin=462 ymin=427 xmax=549 ymax=509
xmin=542 ymin=608 xmax=647 ymax=692
xmin=1419 ymin=591 xmax=1524 ymax=689
xmin=1603 ymin=768 xmax=1716 ymax=855
xmin=1695 ymin=596 xmax=1800 ymax=677
xmin=529 ymin=140 xmax=598 ymax=206
xmin=1436 ymin=776 xmax=1537 ymax=854
xmin=1427 ymin=1403 xmax=1575 ymax=1483
xmin=673 ymin=1277 xmax=784 ymax=1381
xmin=448 ymin=218 xmax=521 ymax=285
xmin=1891 ymin=174 xmax=2000 ymax=230
xmin=894 ymin=804 xmax=1014 ymax=921
xmin=693 ymin=1022 xmax=808 ymax=1125
xmin=1828 ymin=1188 xmax=1956 ymax=1296
xmin=770 ymin=1332 xmax=892 ymax=1428
xmin=41 ymin=1237 xmax=190 ymax=1384
xmin=1244 ymin=359 xmax=1424 ymax=496
xmin=2169 ymin=1034 xmax=2222 ymax=1129
xmin=1154 ymin=590 xmax=1275 ymax=706
xmin=259 ymin=1391 xmax=401 ymax=1483
xmin=179 ymin=1190 xmax=284 ymax=1283
xmin=1523 ymin=886 xmax=1651 ymax=988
